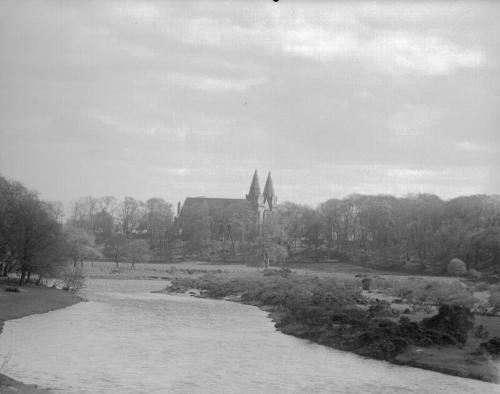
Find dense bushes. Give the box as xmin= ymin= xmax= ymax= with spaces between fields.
xmin=478 ymin=337 xmax=500 ymax=358
xmin=421 ymin=305 xmax=474 ymax=344
xmin=281 ymin=302 xmax=472 ymax=360
xmin=370 ymin=277 xmax=478 ymax=308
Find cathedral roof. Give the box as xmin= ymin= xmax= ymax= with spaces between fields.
xmin=179 ymin=197 xmax=250 ymax=218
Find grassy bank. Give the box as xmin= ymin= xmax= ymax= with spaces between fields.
xmin=0 ymin=281 xmax=81 ymax=393
xmin=163 ymin=269 xmax=500 ymax=383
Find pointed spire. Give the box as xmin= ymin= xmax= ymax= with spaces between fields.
xmin=263 ymin=171 xmax=275 ymax=207
xmin=246 ymin=169 xmax=261 ymax=202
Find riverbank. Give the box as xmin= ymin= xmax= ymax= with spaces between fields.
xmin=161 ymin=269 xmax=500 ymax=384
xmin=76 ymin=260 xmax=500 ymax=382
xmin=0 ymin=282 xmax=81 ymax=393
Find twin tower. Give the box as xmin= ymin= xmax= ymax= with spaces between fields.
xmin=246 ymin=170 xmax=277 ymax=225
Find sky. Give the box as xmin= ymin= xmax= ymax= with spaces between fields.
xmin=1 ymin=1 xmax=499 ymax=209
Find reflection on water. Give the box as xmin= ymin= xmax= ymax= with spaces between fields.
xmin=0 ymin=279 xmax=498 ymax=394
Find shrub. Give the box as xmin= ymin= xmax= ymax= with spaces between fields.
xmin=447 ymin=258 xmax=467 ymax=276
xmin=262 ymin=268 xmax=294 ymax=278
xmin=488 ymin=291 xmax=500 ymax=311
xmin=4 ymin=287 xmax=20 ymax=293
xmin=466 ymin=269 xmax=482 ymax=279
xmin=478 ymin=337 xmax=500 ymax=358
xmin=368 ymin=302 xmax=394 ymax=318
xmin=473 ymin=324 xmax=489 ymax=339
xmin=437 ymin=289 xmax=478 ymax=309
xmin=361 ymin=278 xmax=372 ymax=291
xmin=474 ymin=281 xmax=490 ymax=292
xmin=59 ymin=267 xmax=85 ymax=292
xmin=421 ymin=304 xmax=474 ymax=344
xmin=370 ymin=277 xmax=475 ymax=307
xmin=327 ymin=249 xmax=351 ymax=263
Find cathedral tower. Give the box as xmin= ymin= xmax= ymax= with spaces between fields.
xmin=245 ymin=170 xmax=277 ymax=226
xmin=263 ymin=171 xmax=277 ymax=209
xmin=246 ymin=169 xmax=261 ymax=205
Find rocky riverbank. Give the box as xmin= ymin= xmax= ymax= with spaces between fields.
xmin=162 ymin=269 xmax=500 ymax=384
xmin=0 ymin=282 xmax=81 ymax=393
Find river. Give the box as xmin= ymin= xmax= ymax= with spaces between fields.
xmin=0 ymin=279 xmax=498 ymax=393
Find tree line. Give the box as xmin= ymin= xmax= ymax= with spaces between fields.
xmin=66 ymin=195 xmax=176 ymax=268
xmin=2 ymin=173 xmax=499 ymax=279
xmin=57 ymin=191 xmax=500 ymax=275
xmin=179 ymin=194 xmax=500 ymax=275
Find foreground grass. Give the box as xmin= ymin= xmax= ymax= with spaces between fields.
xmin=164 ymin=269 xmax=500 ymax=383
xmin=0 ymin=281 xmax=81 ymax=393
xmin=0 ymin=373 xmax=52 ymax=394
xmin=0 ymin=282 xmax=81 ymax=321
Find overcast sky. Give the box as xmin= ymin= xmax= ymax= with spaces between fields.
xmin=1 ymin=1 xmax=499 ymax=208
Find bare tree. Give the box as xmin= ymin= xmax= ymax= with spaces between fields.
xmin=121 ymin=239 xmax=151 ymax=270
xmin=63 ymin=225 xmax=97 ymax=268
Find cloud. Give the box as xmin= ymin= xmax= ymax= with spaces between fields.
xmin=145 ymin=126 xmax=189 ymax=139
xmin=281 ymin=25 xmax=485 ymax=76
xmin=370 ymin=33 xmax=484 ymax=75
xmin=166 ymin=73 xmax=264 ymax=91
xmin=71 ymin=26 xmax=159 ymax=63
xmin=156 ymin=167 xmax=190 ymax=176
xmin=109 ymin=2 xmax=161 ymax=22
xmin=383 ymin=166 xmax=489 ymax=194
xmin=152 ymin=3 xmax=487 ymax=76
xmin=388 ymin=104 xmax=443 ymax=137
xmin=0 ymin=1 xmax=499 ymax=207
xmin=182 ymin=17 xmax=225 ymax=46
xmin=457 ymin=141 xmax=500 ymax=154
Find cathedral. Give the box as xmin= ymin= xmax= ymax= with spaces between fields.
xmin=245 ymin=170 xmax=277 ymax=226
xmin=176 ymin=170 xmax=277 ymax=228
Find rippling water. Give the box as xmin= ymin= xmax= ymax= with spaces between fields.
xmin=0 ymin=279 xmax=498 ymax=393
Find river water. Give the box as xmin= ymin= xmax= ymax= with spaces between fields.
xmin=0 ymin=279 xmax=498 ymax=394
